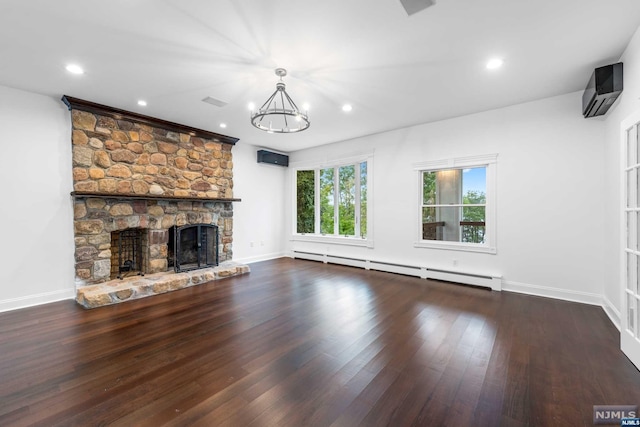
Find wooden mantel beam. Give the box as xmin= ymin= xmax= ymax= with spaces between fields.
xmin=61 ymin=95 xmax=239 ymax=146
xmin=71 ymin=191 xmax=241 ymax=203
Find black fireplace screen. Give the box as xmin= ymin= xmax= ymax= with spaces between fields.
xmin=168 ymin=224 xmax=219 ymax=273
xmin=116 ymin=229 xmax=144 ymax=279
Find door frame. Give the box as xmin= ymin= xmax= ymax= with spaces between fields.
xmin=620 ymin=109 xmax=640 ymax=371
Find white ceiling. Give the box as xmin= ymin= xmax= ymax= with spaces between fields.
xmin=1 ymin=0 xmax=639 ymax=152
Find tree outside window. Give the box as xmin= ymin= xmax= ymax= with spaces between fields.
xmin=296 ymin=170 xmax=315 ymax=234
xmin=296 ymin=161 xmax=368 ymax=239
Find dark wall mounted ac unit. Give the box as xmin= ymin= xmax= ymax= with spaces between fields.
xmin=257 ymin=150 xmax=289 ymax=167
xmin=582 ymin=62 xmax=623 ymax=118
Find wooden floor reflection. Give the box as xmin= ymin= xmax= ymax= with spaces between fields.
xmin=1 ymin=258 xmax=639 ymax=426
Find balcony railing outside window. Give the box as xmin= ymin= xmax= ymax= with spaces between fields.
xmin=422 ymin=221 xmax=486 ymax=244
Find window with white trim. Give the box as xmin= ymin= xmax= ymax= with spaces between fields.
xmin=294 ymin=155 xmax=372 ymax=246
xmin=414 ymin=154 xmax=497 ymax=253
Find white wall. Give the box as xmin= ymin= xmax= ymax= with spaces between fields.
xmin=232 ymin=143 xmax=288 ymax=263
xmin=603 ymin=26 xmax=640 ymax=324
xmin=288 ymin=91 xmax=606 ymax=304
xmin=0 ymin=85 xmax=76 ymax=311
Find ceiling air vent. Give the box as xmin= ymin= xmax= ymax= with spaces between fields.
xmin=202 ymin=96 xmax=228 ymax=108
xmin=399 ymin=0 xmax=436 ymax=16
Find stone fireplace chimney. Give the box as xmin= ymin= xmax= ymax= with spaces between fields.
xmin=63 ymin=96 xmax=248 ymax=308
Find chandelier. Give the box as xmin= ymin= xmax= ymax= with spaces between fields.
xmin=250 ymin=68 xmax=310 ymax=133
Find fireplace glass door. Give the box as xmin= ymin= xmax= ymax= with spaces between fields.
xmin=169 ymin=224 xmax=219 ymax=273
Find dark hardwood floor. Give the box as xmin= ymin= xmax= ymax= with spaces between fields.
xmin=1 ymin=258 xmax=639 ymax=426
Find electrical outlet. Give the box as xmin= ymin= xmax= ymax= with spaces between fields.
xmin=452 ymin=259 xmax=458 ymax=267
xmin=260 ymin=241 xmax=265 ymax=246
xmin=250 ymin=241 xmax=255 ymax=248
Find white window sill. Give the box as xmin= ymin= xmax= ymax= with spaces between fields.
xmin=414 ymin=241 xmax=496 ymax=254
xmin=291 ymin=234 xmax=374 ymax=248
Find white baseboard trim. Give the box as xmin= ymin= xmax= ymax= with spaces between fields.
xmin=0 ymin=289 xmax=75 ymax=313
xmin=290 ymin=250 xmax=502 ymax=291
xmin=234 ymin=252 xmax=287 ymax=265
xmin=502 ymin=280 xmax=602 ymax=306
xmin=601 ymin=294 xmax=621 ymax=331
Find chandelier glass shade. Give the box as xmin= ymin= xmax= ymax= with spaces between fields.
xmin=250 ymin=68 xmax=310 ymax=133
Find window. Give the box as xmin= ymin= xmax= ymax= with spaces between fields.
xmin=415 ymin=154 xmax=497 ymax=253
xmin=296 ymin=170 xmax=315 ymax=233
xmin=294 ymin=156 xmax=371 ymax=246
xmin=422 ymin=167 xmax=486 ymax=243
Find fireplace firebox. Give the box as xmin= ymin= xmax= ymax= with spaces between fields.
xmin=111 ymin=229 xmax=146 ymax=279
xmin=168 ymin=224 xmax=219 ymax=273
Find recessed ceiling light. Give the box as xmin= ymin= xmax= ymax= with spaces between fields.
xmin=248 ymin=102 xmax=255 ymax=111
xmin=137 ymin=100 xmax=147 ymax=107
xmin=342 ymin=104 xmax=353 ymax=112
xmin=486 ymin=58 xmax=504 ymax=70
xmin=219 ymin=123 xmax=227 ymax=129
xmin=302 ymin=103 xmax=310 ymax=111
xmin=65 ymin=64 xmax=84 ymax=75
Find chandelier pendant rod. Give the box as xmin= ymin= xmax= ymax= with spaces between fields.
xmin=279 ymin=90 xmax=289 ymax=129
xmin=259 ymin=90 xmax=278 ymax=113
xmin=257 ymin=90 xmax=278 ymax=125
xmin=283 ymin=90 xmax=303 ymax=114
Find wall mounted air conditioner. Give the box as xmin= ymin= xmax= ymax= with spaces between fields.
xmin=582 ymin=62 xmax=623 ymax=118
xmin=257 ymin=149 xmax=289 ymax=167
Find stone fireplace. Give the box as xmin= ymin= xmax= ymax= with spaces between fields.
xmin=64 ymin=96 xmax=249 ymax=308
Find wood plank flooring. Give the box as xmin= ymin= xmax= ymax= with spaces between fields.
xmin=1 ymin=258 xmax=640 ymax=426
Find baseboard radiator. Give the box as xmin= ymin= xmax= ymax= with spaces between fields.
xmin=291 ymin=251 xmax=502 ymax=291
